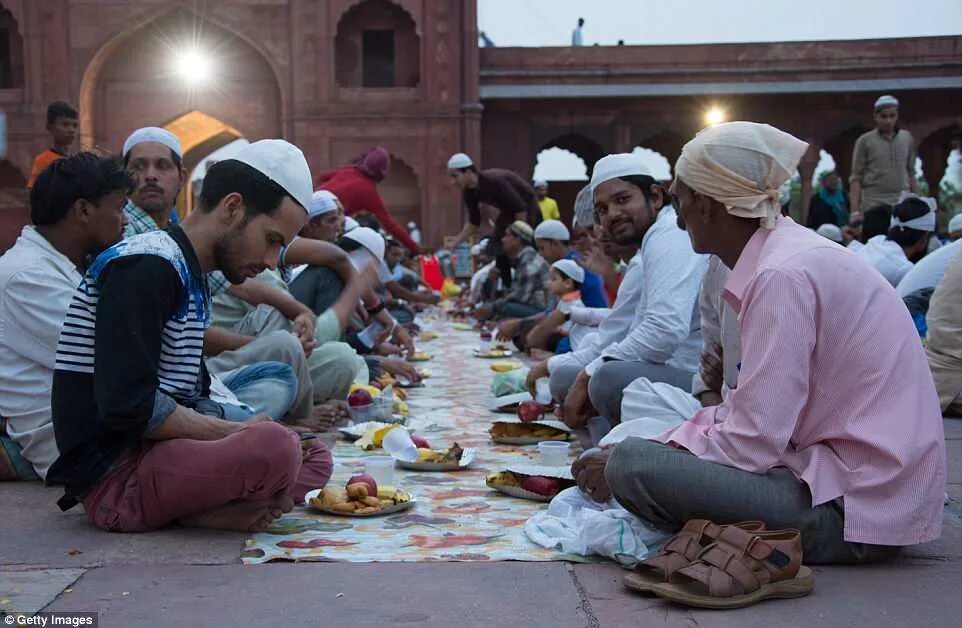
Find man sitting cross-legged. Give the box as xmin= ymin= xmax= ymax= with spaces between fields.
xmin=575 ymin=122 xmax=945 ymax=565
xmin=47 ymin=140 xmax=364 ymax=532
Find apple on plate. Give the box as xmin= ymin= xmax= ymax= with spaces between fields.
xmin=346 ymin=473 xmax=378 ymax=497
xmin=348 ymin=389 xmax=374 ymax=408
xmin=517 ymin=400 xmax=545 ymax=423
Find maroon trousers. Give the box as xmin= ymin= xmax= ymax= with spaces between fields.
xmin=82 ymin=422 xmax=333 ymax=532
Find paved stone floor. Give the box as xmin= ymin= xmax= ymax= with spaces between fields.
xmin=3 ymin=424 xmax=959 ymax=627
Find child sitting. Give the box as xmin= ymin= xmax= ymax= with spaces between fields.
xmin=525 ymin=259 xmax=586 ymax=354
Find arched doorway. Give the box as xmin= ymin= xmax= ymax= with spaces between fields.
xmin=0 ymin=159 xmax=27 ymax=253
xmin=533 ymin=134 xmax=605 ymax=225
xmin=78 ymin=8 xmax=281 ymax=158
xmin=379 ymin=154 xmax=421 ymax=233
xmin=335 ymin=0 xmax=421 ymax=88
xmin=0 ymin=4 xmax=24 ymax=88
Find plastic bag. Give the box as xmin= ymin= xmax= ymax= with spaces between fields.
xmin=524 ymin=487 xmax=668 ymax=567
xmin=600 ymin=379 xmax=700 ymax=448
xmin=491 ymin=368 xmax=530 ymax=397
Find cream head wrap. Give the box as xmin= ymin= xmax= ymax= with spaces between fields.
xmin=674 ymin=121 xmax=808 ymax=230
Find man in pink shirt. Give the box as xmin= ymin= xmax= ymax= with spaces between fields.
xmin=574 ymin=122 xmax=946 ymax=564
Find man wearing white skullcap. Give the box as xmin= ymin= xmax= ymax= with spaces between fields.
xmin=850 ymin=94 xmax=917 ymax=212
xmin=48 ymin=139 xmax=376 ymax=533
xmin=446 ymin=153 xmax=540 ymax=288
xmin=593 ymin=122 xmax=945 ymax=572
xmin=948 ymin=213 xmax=962 ymax=241
xmin=527 ymin=152 xmax=706 ymax=437
xmin=857 ymin=194 xmax=935 ymax=287
xmin=301 ymin=190 xmax=344 ymax=243
xmin=122 ymin=126 xmax=187 ymax=238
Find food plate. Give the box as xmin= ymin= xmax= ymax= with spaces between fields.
xmin=304 ymin=488 xmax=416 ymax=517
xmin=418 ymin=331 xmax=439 ymax=341
xmin=339 ymin=420 xmax=412 ymax=441
xmin=489 ymin=419 xmax=572 ymax=444
xmin=395 ymin=448 xmax=477 ymax=471
xmin=473 ymin=349 xmax=512 ymax=358
xmin=396 ymin=376 xmax=424 ymax=388
xmin=407 ymin=351 xmax=432 ymax=362
xmin=450 ymin=322 xmax=473 ymax=331
xmin=485 ymin=465 xmax=575 ymax=502
xmin=489 ymin=392 xmax=532 ymax=412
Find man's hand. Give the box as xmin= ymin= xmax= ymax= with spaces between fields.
xmin=376 ymin=342 xmax=402 ymax=356
xmin=474 ymin=304 xmax=494 ymax=321
xmin=561 ymin=370 xmax=594 ymax=430
xmin=699 ymin=343 xmax=724 ymax=395
xmin=378 ymin=356 xmax=421 ymax=382
xmin=525 ymin=360 xmax=549 ymax=397
xmin=291 ymin=311 xmax=317 ymax=357
xmin=580 ymin=241 xmax=612 ymax=277
xmin=496 ymin=318 xmax=521 ymax=342
xmin=393 ymin=325 xmax=416 ymax=356
xmin=697 ymin=391 xmax=723 ymax=408
xmin=572 ymin=447 xmax=613 ymax=503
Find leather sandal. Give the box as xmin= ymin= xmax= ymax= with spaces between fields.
xmin=649 ymin=526 xmax=814 ymax=609
xmin=623 ymin=519 xmax=764 ymax=594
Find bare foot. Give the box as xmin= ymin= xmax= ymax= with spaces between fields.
xmin=178 ymin=496 xmax=293 ymax=533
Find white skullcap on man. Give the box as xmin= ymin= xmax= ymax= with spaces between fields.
xmin=949 ymin=214 xmax=962 ymax=234
xmin=874 ymin=94 xmax=899 ymax=110
xmin=234 ymin=139 xmax=313 ymax=213
xmin=589 ymin=153 xmax=650 ymax=194
xmin=534 ymin=219 xmax=570 ymax=241
xmin=343 ymin=216 xmax=360 ymax=233
xmin=308 ymin=190 xmax=340 ymax=218
xmin=675 ymin=121 xmax=808 ymax=230
xmin=343 ymin=226 xmax=385 ymax=262
xmin=447 ymin=153 xmax=474 ymax=169
xmin=552 ymin=259 xmax=585 ymax=284
xmin=533 ymin=178 xmax=548 ymax=189
xmin=572 ymin=184 xmax=594 ymax=228
xmin=816 ymin=223 xmax=844 ymax=244
xmin=891 ymin=194 xmax=936 ymax=232
xmin=123 ymin=127 xmax=182 ymax=158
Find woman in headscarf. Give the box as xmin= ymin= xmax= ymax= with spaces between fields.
xmin=315 ymin=147 xmax=420 ymax=252
xmin=807 ymin=170 xmax=849 ymax=229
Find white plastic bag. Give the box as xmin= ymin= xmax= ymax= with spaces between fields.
xmin=524 ymin=487 xmax=668 ymax=567
xmin=601 ymin=379 xmax=700 ymax=447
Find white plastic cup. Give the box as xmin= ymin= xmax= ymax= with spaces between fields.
xmin=535 ymin=377 xmax=552 ymax=405
xmin=365 ymin=455 xmax=396 ymax=486
xmin=538 ymin=441 xmax=571 ymax=466
xmin=479 ymin=338 xmax=492 ymax=354
xmin=349 ymin=402 xmax=375 ymax=423
xmin=382 ymin=427 xmax=419 ymax=463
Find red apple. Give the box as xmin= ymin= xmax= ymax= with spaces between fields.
xmin=517 ymin=400 xmax=545 ymax=423
xmin=521 ymin=476 xmax=561 ymax=497
xmin=348 ymin=389 xmax=374 ymax=408
xmin=346 ymin=473 xmax=378 ymax=497
xmin=411 ymin=435 xmax=431 ymax=449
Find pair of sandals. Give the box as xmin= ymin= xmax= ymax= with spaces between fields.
xmin=625 ymin=519 xmax=815 ymax=609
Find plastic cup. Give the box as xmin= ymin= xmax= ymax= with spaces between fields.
xmin=382 ymin=427 xmax=419 ymax=463
xmin=538 ymin=441 xmax=571 ymax=466
xmin=535 ymin=377 xmax=552 ymax=404
xmin=348 ymin=402 xmax=375 ymax=423
xmin=365 ymin=456 xmax=396 ymax=486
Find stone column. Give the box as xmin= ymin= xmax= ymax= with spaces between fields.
xmin=798 ymin=142 xmax=820 ymax=225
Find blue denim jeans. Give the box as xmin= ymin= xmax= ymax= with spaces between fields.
xmin=220 ymin=361 xmax=298 ymax=422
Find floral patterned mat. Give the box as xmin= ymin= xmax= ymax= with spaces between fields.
xmin=241 ymin=319 xmax=589 ymax=564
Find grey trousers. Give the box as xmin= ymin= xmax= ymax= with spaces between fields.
xmin=548 ymin=363 xmax=582 ymax=404
xmin=588 ymin=360 xmax=694 ymax=425
xmin=207 ymin=330 xmax=313 ymax=421
xmin=605 ymin=438 xmax=902 ymax=565
xmin=289 ymin=266 xmax=343 ymax=317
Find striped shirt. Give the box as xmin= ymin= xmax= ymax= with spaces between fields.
xmin=658 ymin=217 xmax=946 ymax=547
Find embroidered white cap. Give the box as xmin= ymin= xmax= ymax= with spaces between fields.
xmin=552 ymin=258 xmax=584 ymax=284
xmin=308 ymin=190 xmax=340 ymax=218
xmin=816 ymin=223 xmax=844 ymax=244
xmin=949 ymin=214 xmax=962 ymax=233
xmin=447 ymin=152 xmax=474 ymax=169
xmin=123 ymin=127 xmax=182 ymax=158
xmin=234 ymin=139 xmax=313 ymax=213
xmin=343 ymin=226 xmax=385 ymax=262
xmin=589 ymin=153 xmax=650 ymax=194
xmin=534 ymin=219 xmax=570 ymax=241
xmin=874 ymin=94 xmax=899 ymax=110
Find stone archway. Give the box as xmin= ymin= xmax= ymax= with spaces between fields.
xmin=823 ymin=125 xmax=871 ymax=186
xmin=335 ymin=0 xmax=421 ymax=88
xmin=379 ymin=154 xmax=421 ymax=230
xmin=0 ymin=4 xmax=24 ymax=88
xmin=78 ymin=8 xmax=281 ymax=156
xmin=532 ymin=134 xmax=605 ymax=225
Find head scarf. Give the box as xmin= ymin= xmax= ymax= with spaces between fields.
xmin=356 ymin=147 xmax=390 ymax=182
xmin=675 ymin=121 xmax=808 ymax=230
xmin=817 ymin=174 xmax=849 ymax=226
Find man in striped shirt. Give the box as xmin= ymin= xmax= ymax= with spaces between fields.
xmin=48 ymin=140 xmax=363 ymax=533
xmin=578 ymin=122 xmax=945 ymax=564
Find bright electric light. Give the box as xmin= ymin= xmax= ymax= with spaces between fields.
xmin=172 ymin=47 xmax=213 ymax=86
xmin=704 ymin=107 xmax=726 ymax=127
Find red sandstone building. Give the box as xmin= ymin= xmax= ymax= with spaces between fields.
xmin=0 ymin=0 xmax=960 ymax=249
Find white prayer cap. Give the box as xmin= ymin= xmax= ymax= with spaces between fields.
xmin=572 ymin=185 xmax=595 ymax=227
xmin=533 ymin=178 xmax=548 ymax=189
xmin=307 ymin=190 xmax=340 ymax=218
xmin=407 ymin=221 xmax=416 ymax=229
xmin=123 ymin=127 xmax=182 ymax=158
xmin=343 ymin=226 xmax=385 ymax=262
xmin=551 ymin=259 xmax=584 ymax=284
xmin=234 ymin=139 xmax=313 ymax=213
xmin=534 ymin=219 xmax=570 ymax=241
xmin=589 ymin=153 xmax=650 ymax=194
xmin=343 ymin=216 xmax=360 ymax=233
xmin=447 ymin=153 xmax=474 ymax=169
xmin=948 ymin=213 xmax=962 ymax=233
xmin=675 ymin=121 xmax=808 ymax=230
xmin=816 ymin=223 xmax=844 ymax=244
xmin=891 ymin=195 xmax=936 ymax=232
xmin=470 ymin=243 xmax=483 ymax=255
xmin=897 ymin=191 xmax=937 ymax=214
xmin=874 ymin=94 xmax=899 ymax=110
